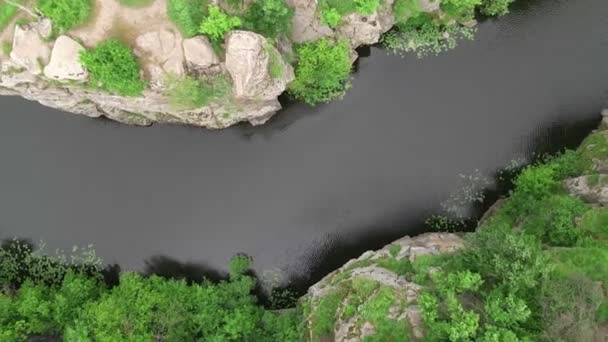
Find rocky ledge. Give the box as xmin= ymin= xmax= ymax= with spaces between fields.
xmin=0 ymin=0 xmax=454 ymax=129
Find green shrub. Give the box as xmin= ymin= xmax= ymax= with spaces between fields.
xmin=318 ymin=0 xmax=380 ymax=28
xmin=242 ymin=0 xmax=294 ymax=39
xmin=540 ymin=272 xmax=603 ymax=342
xmin=80 ymin=40 xmax=145 ymax=96
xmin=441 ymin=0 xmax=481 ymax=22
xmin=507 ymin=163 xmax=558 ymax=217
xmin=383 ymin=14 xmax=475 ymax=57
xmin=199 ymin=6 xmax=241 ymax=42
xmin=393 ymin=0 xmax=422 ymax=25
xmin=0 ymin=1 xmax=19 ymax=31
xmin=577 ymin=131 xmax=608 ymax=172
xmin=459 ymin=225 xmax=547 ymax=292
xmin=167 ymin=0 xmax=209 ymax=37
xmin=523 ymin=194 xmax=588 ymax=247
xmin=289 ymin=39 xmax=352 ymax=105
xmin=479 ymin=0 xmax=514 ymax=16
xmin=321 ymin=7 xmax=341 ymax=28
xmin=36 ymin=0 xmax=93 ymax=34
xmin=164 ymin=73 xmax=231 ymax=109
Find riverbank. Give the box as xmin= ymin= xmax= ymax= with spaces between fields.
xmin=0 ymin=0 xmax=512 ymax=128
xmin=2 ymin=112 xmax=608 ymax=340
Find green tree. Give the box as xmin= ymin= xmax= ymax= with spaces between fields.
xmin=242 ymin=0 xmax=294 ymax=39
xmin=167 ymin=0 xmax=209 ymax=37
xmin=199 ymin=6 xmax=241 ymax=42
xmin=36 ymin=0 xmax=93 ymax=34
xmin=289 ymin=39 xmax=352 ymax=105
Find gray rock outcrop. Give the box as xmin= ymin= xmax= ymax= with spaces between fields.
xmin=43 ymin=36 xmax=88 ymax=82
xmin=303 ymin=233 xmax=464 ymax=341
xmin=565 ymin=175 xmax=608 ymax=206
xmin=225 ymin=31 xmax=294 ymax=101
xmin=286 ymin=0 xmax=333 ymax=43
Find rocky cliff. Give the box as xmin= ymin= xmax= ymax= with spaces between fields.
xmin=0 ymin=0 xmax=411 ymax=128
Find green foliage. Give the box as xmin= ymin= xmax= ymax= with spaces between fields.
xmin=577 ymin=131 xmax=608 ymax=172
xmin=388 ymin=244 xmax=401 ymax=257
xmin=383 ymin=14 xmax=476 ymax=58
xmin=119 ymin=0 xmax=155 ymax=6
xmin=289 ymin=39 xmax=352 ymax=105
xmin=199 ymin=6 xmax=241 ymax=42
xmin=80 ymin=40 xmax=145 ymax=96
xmin=164 ymin=73 xmax=231 ymax=109
xmin=441 ymin=0 xmax=481 ymax=22
xmin=167 ymin=0 xmax=209 ymax=37
xmin=318 ymin=0 xmax=380 ymax=28
xmin=460 ymin=226 xmax=548 ymax=292
xmin=265 ymin=43 xmax=284 ymax=79
xmin=229 ymin=254 xmax=252 ymax=278
xmin=506 ymin=163 xmax=559 ymax=217
xmin=2 ymin=40 xmax=11 ymax=56
xmin=36 ymin=0 xmax=93 ymax=34
xmin=321 ymin=7 xmax=341 ymax=28
xmin=0 ymin=1 xmax=19 ymax=31
xmin=376 ymin=257 xmax=413 ymax=276
xmin=310 ymin=288 xmax=345 ymax=336
xmin=522 ymin=194 xmax=588 ymax=247
xmin=393 ymin=0 xmax=421 ymax=25
xmin=479 ymin=0 xmax=514 ymax=16
xmin=242 ymin=0 xmax=294 ymax=38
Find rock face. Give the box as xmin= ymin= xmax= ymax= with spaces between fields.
xmin=303 ymin=233 xmax=464 ymax=341
xmin=43 ymin=36 xmax=88 ymax=82
xmin=134 ymin=29 xmax=185 ymax=88
xmin=419 ymin=0 xmax=442 ymax=13
xmin=565 ymin=175 xmax=608 ymax=206
xmin=183 ymin=36 xmax=220 ymax=72
xmin=225 ymin=31 xmax=294 ymax=101
xmin=287 ymin=0 xmax=333 ymax=43
xmin=337 ymin=0 xmax=396 ymax=46
xmin=10 ymin=24 xmax=51 ymax=75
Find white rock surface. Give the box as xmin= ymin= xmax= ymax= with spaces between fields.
xmin=43 ymin=36 xmax=88 ymax=82
xmin=337 ymin=0 xmax=395 ymax=47
xmin=286 ymin=0 xmax=333 ymax=43
xmin=135 ymin=29 xmax=185 ymax=88
xmin=225 ymin=31 xmax=294 ymax=101
xmin=183 ymin=36 xmax=220 ymax=71
xmin=10 ymin=24 xmax=51 ymax=75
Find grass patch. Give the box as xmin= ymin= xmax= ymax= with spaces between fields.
xmin=577 ymin=131 xmax=608 ymax=171
xmin=164 ymin=73 xmax=231 ymax=110
xmin=310 ymin=288 xmax=346 ymax=336
xmin=265 ymin=43 xmax=283 ymax=79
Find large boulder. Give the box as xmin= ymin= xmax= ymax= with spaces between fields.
xmin=134 ymin=29 xmax=185 ymax=88
xmin=286 ymin=0 xmax=333 ymax=43
xmin=43 ymin=36 xmax=88 ymax=82
xmin=419 ymin=0 xmax=441 ymax=13
xmin=337 ymin=0 xmax=395 ymax=47
xmin=565 ymin=175 xmax=608 ymax=206
xmin=183 ymin=36 xmax=220 ymax=72
xmin=10 ymin=24 xmax=51 ymax=75
xmin=225 ymin=31 xmax=294 ymax=101
xmin=303 ymin=233 xmax=464 ymax=341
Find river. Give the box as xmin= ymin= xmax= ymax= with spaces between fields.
xmin=0 ymin=0 xmax=606 ymax=288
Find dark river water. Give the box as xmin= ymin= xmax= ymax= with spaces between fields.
xmin=0 ymin=0 xmax=607 ymax=288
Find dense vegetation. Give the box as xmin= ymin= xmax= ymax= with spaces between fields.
xmin=167 ymin=0 xmax=210 ymax=37
xmin=318 ymin=0 xmax=381 ymax=28
xmin=79 ymin=40 xmax=145 ymax=96
xmin=0 ymin=244 xmax=302 ymax=341
xmin=288 ymin=39 xmax=352 ymax=105
xmin=36 ymin=0 xmax=93 ymax=34
xmin=385 ymin=0 xmax=516 ymax=57
xmin=413 ymin=133 xmax=608 ymax=340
